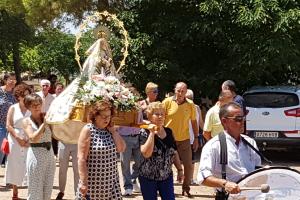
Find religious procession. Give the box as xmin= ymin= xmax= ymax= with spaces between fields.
xmin=1 ymin=1 xmax=300 ymax=200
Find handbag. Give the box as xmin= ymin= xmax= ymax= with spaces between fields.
xmin=1 ymin=138 xmax=9 ymax=154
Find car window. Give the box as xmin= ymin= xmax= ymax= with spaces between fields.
xmin=244 ymin=92 xmax=299 ymax=108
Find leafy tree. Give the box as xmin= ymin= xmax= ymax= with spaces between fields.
xmin=0 ymin=9 xmax=33 ymax=82
xmin=118 ymin=0 xmax=300 ymax=99
xmin=1 ymin=0 xmax=299 ymax=100
xmin=197 ymin=0 xmax=300 ymax=92
xmin=21 ymin=29 xmax=79 ymax=83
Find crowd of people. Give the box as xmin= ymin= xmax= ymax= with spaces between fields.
xmin=0 ymin=72 xmax=262 ymax=200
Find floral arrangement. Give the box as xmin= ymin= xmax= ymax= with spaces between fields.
xmin=75 ymin=74 xmax=139 ymax=112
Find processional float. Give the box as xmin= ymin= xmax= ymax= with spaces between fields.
xmin=46 ymin=11 xmax=139 ymax=144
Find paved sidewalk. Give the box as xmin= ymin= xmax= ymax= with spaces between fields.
xmin=0 ymin=160 xmax=214 ymax=200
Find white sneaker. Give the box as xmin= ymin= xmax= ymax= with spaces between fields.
xmin=133 ymin=182 xmax=141 ymax=193
xmin=123 ymin=189 xmax=133 ymax=196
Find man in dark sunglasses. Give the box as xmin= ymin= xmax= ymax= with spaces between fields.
xmin=197 ymin=102 xmax=261 ymax=199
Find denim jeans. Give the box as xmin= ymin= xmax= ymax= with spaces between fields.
xmin=0 ymin=124 xmax=7 ymax=164
xmin=139 ymin=175 xmax=175 ymax=200
xmin=120 ymin=135 xmax=141 ymax=190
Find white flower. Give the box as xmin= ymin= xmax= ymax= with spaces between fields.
xmin=76 ymin=75 xmax=137 ymax=111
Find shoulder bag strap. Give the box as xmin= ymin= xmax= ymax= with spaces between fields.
xmin=218 ymin=131 xmax=227 ymax=195
xmin=241 ymin=136 xmax=272 ymax=164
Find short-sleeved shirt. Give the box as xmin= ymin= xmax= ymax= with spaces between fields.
xmin=0 ymin=88 xmax=16 ymax=127
xmin=36 ymin=91 xmax=54 ymax=113
xmin=139 ymin=127 xmax=177 ymax=181
xmin=162 ymin=97 xmax=196 ymax=141
xmin=203 ymin=103 xmax=224 ymax=138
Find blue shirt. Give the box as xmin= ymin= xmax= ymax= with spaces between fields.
xmin=0 ymin=88 xmax=16 ymax=127
xmin=234 ymin=95 xmax=246 ymax=115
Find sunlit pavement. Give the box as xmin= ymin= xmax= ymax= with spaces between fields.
xmin=0 ymin=159 xmax=214 ymax=200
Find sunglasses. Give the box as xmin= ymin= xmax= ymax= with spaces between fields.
xmin=152 ymin=89 xmax=159 ymax=94
xmin=225 ymin=116 xmax=245 ymax=122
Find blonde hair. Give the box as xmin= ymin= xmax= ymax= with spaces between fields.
xmin=146 ymin=101 xmax=165 ymax=119
xmin=145 ymin=82 xmax=158 ymax=94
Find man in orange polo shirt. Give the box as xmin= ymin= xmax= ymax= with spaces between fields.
xmin=162 ymin=82 xmax=199 ymax=197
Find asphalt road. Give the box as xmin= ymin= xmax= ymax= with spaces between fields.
xmin=0 ymin=151 xmax=299 ymax=200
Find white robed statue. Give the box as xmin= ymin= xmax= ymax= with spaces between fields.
xmin=46 ymin=30 xmax=118 ymax=144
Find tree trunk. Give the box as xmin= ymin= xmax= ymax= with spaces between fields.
xmin=12 ymin=42 xmax=21 ymax=83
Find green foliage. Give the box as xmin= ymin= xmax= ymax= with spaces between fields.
xmin=22 ymin=29 xmax=79 ymax=82
xmin=1 ymin=0 xmax=299 ymax=101
xmin=197 ymin=0 xmax=300 ymax=94
xmin=0 ymin=9 xmax=34 ymax=81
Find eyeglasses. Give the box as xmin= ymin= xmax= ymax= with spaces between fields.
xmin=31 ymin=103 xmax=41 ymax=108
xmin=152 ymin=89 xmax=159 ymax=94
xmin=99 ymin=114 xmax=112 ymax=120
xmin=8 ymin=78 xmax=16 ymax=82
xmin=225 ymin=116 xmax=245 ymax=122
xmin=42 ymin=85 xmax=50 ymax=87
xmin=153 ymin=112 xmax=165 ymax=117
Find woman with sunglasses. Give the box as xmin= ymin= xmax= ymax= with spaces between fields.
xmin=139 ymin=82 xmax=159 ymax=121
xmin=138 ymin=102 xmax=183 ymax=200
xmin=0 ymin=73 xmax=17 ymax=165
xmin=23 ymin=94 xmax=56 ymax=200
xmin=5 ymin=83 xmax=32 ymax=200
xmin=77 ymin=100 xmax=125 ymax=200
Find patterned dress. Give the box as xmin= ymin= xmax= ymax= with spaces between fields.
xmin=77 ymin=123 xmax=122 ymax=200
xmin=26 ymin=118 xmax=56 ymax=200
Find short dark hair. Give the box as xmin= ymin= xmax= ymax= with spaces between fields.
xmin=24 ymin=94 xmax=43 ymax=109
xmin=89 ymin=100 xmax=114 ymax=123
xmin=13 ymin=83 xmax=32 ymax=101
xmin=223 ymin=80 xmax=236 ymax=92
xmin=219 ymin=102 xmax=241 ymax=119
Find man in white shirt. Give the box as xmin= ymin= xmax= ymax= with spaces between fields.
xmin=197 ymin=102 xmax=261 ymax=198
xmin=36 ymin=79 xmax=56 ymax=155
xmin=36 ymin=79 xmax=55 ymax=114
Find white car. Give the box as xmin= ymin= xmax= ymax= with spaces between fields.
xmin=243 ymin=86 xmax=300 ymax=151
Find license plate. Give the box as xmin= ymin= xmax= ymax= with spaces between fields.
xmin=255 ymin=132 xmax=279 ymax=138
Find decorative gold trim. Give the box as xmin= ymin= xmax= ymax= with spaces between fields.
xmin=74 ymin=11 xmax=129 ymax=73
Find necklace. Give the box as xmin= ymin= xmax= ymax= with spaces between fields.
xmin=157 ymin=128 xmax=166 ymax=139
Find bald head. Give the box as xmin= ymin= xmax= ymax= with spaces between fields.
xmin=175 ymin=82 xmax=187 ymax=90
xmin=174 ymin=82 xmax=188 ymax=104
xmin=219 ymin=90 xmax=233 ymax=106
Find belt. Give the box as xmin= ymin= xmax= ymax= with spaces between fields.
xmin=30 ymin=142 xmax=52 ymax=150
xmin=123 ymin=134 xmax=139 ymax=137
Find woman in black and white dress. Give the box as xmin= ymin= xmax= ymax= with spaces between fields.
xmin=77 ymin=100 xmax=126 ymax=199
xmin=23 ymin=94 xmax=56 ymax=200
